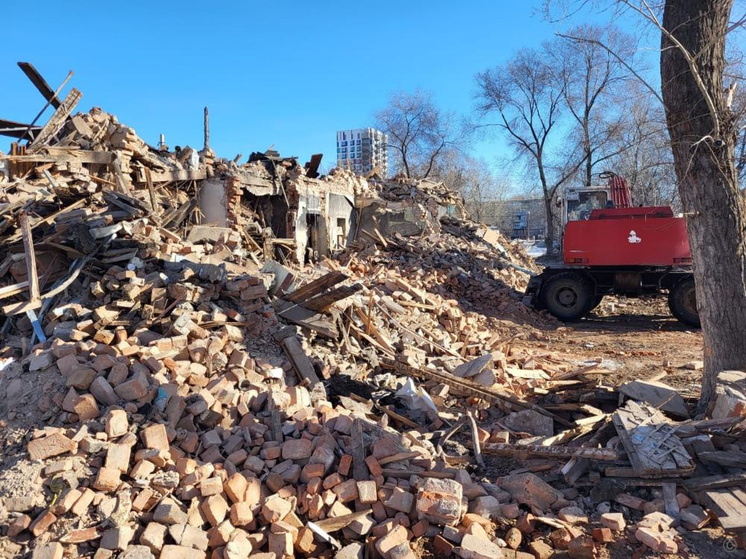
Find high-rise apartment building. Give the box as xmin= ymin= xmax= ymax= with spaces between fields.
xmin=336 ymin=128 xmax=388 ymax=177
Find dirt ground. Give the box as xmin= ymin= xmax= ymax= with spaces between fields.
xmin=525 ymin=295 xmax=704 ymax=392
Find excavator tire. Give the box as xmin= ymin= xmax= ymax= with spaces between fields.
xmin=668 ymin=277 xmax=700 ymax=328
xmin=540 ymin=272 xmax=595 ymax=322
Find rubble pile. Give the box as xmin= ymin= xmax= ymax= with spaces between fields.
xmin=1 ymin=67 xmax=746 ymax=559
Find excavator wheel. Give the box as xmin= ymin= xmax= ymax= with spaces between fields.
xmin=540 ymin=272 xmax=595 ymax=322
xmin=668 ymin=277 xmax=700 ymax=328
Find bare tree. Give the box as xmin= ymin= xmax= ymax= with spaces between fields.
xmin=375 ymin=90 xmax=461 ymax=179
xmin=555 ymin=25 xmax=636 ymax=186
xmin=476 ymin=48 xmax=586 ymax=253
xmin=433 ymin=152 xmax=509 ymax=223
xmin=607 ymin=82 xmax=679 ymax=207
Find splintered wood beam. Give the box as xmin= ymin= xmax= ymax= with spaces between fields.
xmin=351 ymin=419 xmax=368 ymax=481
xmin=302 ymin=283 xmax=362 ymax=313
xmin=311 ymin=509 xmax=373 ymax=533
xmin=281 ymin=336 xmax=321 ymax=385
xmin=28 ymin=88 xmax=82 ymax=150
xmin=479 ymin=442 xmax=622 ymax=461
xmin=285 ymin=271 xmax=348 ymax=304
xmin=20 ymin=213 xmax=40 ymax=304
xmin=17 ymin=62 xmax=62 ymax=108
xmin=0 ymin=119 xmax=42 ymax=139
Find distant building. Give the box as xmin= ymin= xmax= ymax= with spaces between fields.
xmin=336 ymin=128 xmax=388 ymax=177
xmin=493 ymin=198 xmax=547 ymax=239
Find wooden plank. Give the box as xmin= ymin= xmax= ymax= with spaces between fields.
xmin=270 ymin=409 xmax=284 ymax=444
xmin=28 ymin=88 xmax=82 ymax=151
xmin=135 ymin=168 xmax=207 ymax=184
xmin=302 ymin=283 xmax=362 ymax=313
xmin=20 ymin=214 xmax=40 ymax=304
xmin=285 ymin=271 xmax=348 ymax=304
xmin=0 ymin=119 xmax=41 ymax=139
xmin=612 ymin=400 xmax=694 ymax=478
xmin=351 ymin=419 xmax=368 ymax=482
xmin=698 ymin=451 xmax=746 ymax=469
xmin=41 ymin=148 xmax=115 ymax=165
xmin=281 ymin=336 xmax=321 ymax=385
xmin=683 ymin=473 xmax=746 ymax=491
xmin=276 ymin=300 xmax=338 ymax=339
xmin=378 ymin=452 xmax=421 ymax=466
xmin=380 ymin=469 xmax=454 ymax=479
xmin=480 ymin=441 xmax=621 ymax=461
xmin=703 ymin=489 xmax=746 ymax=533
xmin=17 ymin=62 xmax=62 ymax=108
xmin=0 ymin=281 xmax=30 ymax=300
xmin=2 ymin=298 xmax=42 ymax=316
xmin=312 ymin=509 xmax=372 ymax=533
xmin=662 ymin=482 xmax=680 ymax=520
xmin=619 ymin=380 xmax=689 ymax=418
xmin=145 ymin=168 xmax=160 ymax=217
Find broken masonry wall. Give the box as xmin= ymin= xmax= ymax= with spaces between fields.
xmin=357 ymin=197 xmax=443 ymax=239
xmin=289 ymin=176 xmax=355 ymax=263
xmin=327 ymin=192 xmax=355 ymax=252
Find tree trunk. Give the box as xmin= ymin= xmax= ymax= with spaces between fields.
xmin=661 ymin=0 xmax=746 ymax=411
xmin=543 ymin=195 xmax=556 ymax=255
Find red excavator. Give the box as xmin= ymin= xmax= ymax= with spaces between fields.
xmin=526 ymin=172 xmax=699 ymax=327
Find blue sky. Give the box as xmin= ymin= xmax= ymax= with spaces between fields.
xmin=1 ymin=1 xmax=622 ymax=177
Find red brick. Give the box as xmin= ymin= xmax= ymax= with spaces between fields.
xmin=160 ymin=545 xmax=206 ymax=559
xmin=201 ymin=494 xmax=229 ymax=526
xmin=141 ymin=423 xmax=169 ymax=451
xmin=231 ymin=502 xmax=254 ymax=526
xmin=600 ymin=512 xmax=626 ymax=531
xmin=114 ymin=371 xmax=150 ymax=401
xmin=200 ymin=476 xmax=224 ymax=497
xmin=614 ymin=493 xmax=647 ymax=511
xmin=376 ymin=525 xmax=409 ymax=557
xmin=105 ymin=409 xmax=129 ymax=438
xmin=27 ymin=433 xmax=75 ymax=460
xmin=8 ymin=514 xmax=31 ymax=538
xmin=301 ymin=462 xmax=325 ymax=483
xmin=460 ymin=533 xmax=502 ymax=559
xmin=416 ymin=478 xmax=462 ymax=526
xmin=100 ymin=526 xmax=134 ymax=551
xmin=71 ymin=488 xmax=95 ymax=516
xmin=357 ymin=480 xmax=378 ymax=504
xmin=93 ymin=467 xmax=121 ymax=492
xmin=261 ymin=496 xmax=292 ymax=523
xmin=31 ymin=543 xmax=63 ymax=559
xmin=268 ymin=531 xmax=293 ymax=558
xmin=73 ymin=394 xmax=100 ymax=420
xmin=333 ymin=479 xmax=359 ymax=503
xmin=140 ymin=522 xmax=167 ymax=553
xmin=282 ymin=438 xmax=313 ymax=460
xmin=89 ymin=376 xmax=118 ymax=406
xmin=105 ymin=444 xmax=132 ymax=473
xmin=365 ymin=455 xmax=382 ymax=476
xmin=223 ymin=472 xmax=248 ymax=503
xmin=323 ymin=472 xmax=343 ymax=489
xmin=338 ymin=454 xmax=353 ymax=476
xmin=593 ymin=527 xmax=613 ymax=543
xmin=29 ymin=509 xmax=57 ymax=537
xmin=384 ymin=487 xmax=415 ymax=514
